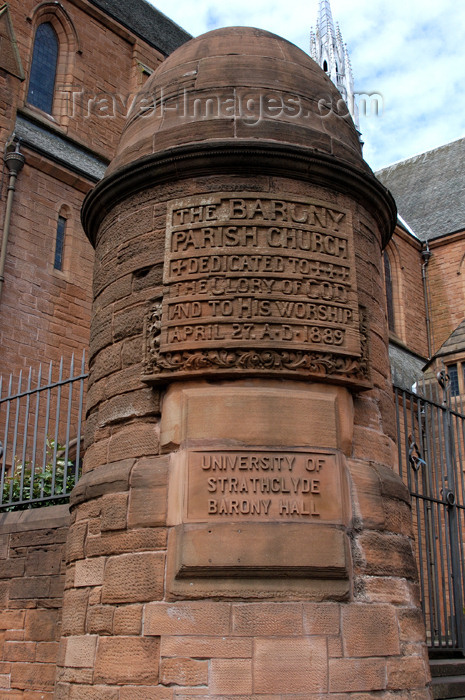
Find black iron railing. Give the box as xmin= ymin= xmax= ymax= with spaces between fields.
xmin=395 ymin=374 xmax=465 ymax=652
xmin=0 ymin=352 xmax=87 ymax=511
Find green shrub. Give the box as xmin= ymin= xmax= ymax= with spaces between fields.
xmin=1 ymin=439 xmax=77 ymax=511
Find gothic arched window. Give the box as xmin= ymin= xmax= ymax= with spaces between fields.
xmin=27 ymin=22 xmax=59 ymax=114
xmin=323 ymin=59 xmax=328 ymax=72
xmin=383 ymin=251 xmax=395 ymax=333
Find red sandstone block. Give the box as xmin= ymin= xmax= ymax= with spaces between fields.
xmin=98 ymin=389 xmax=158 ymax=428
xmin=24 ymin=546 xmax=63 ymax=577
xmin=94 ymin=274 xmax=132 ymax=313
xmin=5 ymin=630 xmax=24 ymax=641
xmin=0 ymin=582 xmax=8 ymax=607
xmin=105 ymin=366 xmax=147 ymax=401
xmin=86 ymin=383 xmax=107 ymax=419
xmin=94 ymin=636 xmax=160 ymax=685
xmin=56 ymin=665 xmax=93 ymax=685
xmin=63 ymin=635 xmax=98 ymax=668
xmin=49 ymin=572 xmax=66 ymax=599
xmin=101 ymin=552 xmax=164 ymax=603
xmin=86 ymin=605 xmax=114 ymax=635
xmin=88 ymin=518 xmax=102 ymax=536
xmin=90 ymin=306 xmax=113 ymax=355
xmin=3 ymin=641 xmax=35 ymax=661
xmin=384 ymin=499 xmax=413 ymax=537
xmin=120 ymin=688 xmax=173 ymax=699
xmin=0 ymin=659 xmax=10 ymax=674
xmin=75 ymin=500 xmax=102 ymax=522
xmin=113 ymin=605 xmax=143 ymax=635
xmin=0 ymin=611 xmax=24 ymax=630
xmin=128 ymin=456 xmax=169 ymax=528
xmin=100 ymin=493 xmax=128 ymax=532
xmin=74 ymin=557 xmax=106 ymax=587
xmin=35 ymin=641 xmax=59 ymax=663
xmin=160 ymin=658 xmax=208 ymax=687
xmin=342 ymin=604 xmax=400 ymax=657
xmin=90 ymin=344 xmax=121 ymax=384
xmin=328 ymin=636 xmax=343 ymax=658
xmin=357 ymin=532 xmax=417 ymax=579
xmin=24 ymin=609 xmax=59 ymax=642
xmin=160 ymin=636 xmax=253 ymax=658
xmin=78 ymin=459 xmax=134 ymax=504
xmin=232 ymin=603 xmax=302 ymax=636
xmin=144 ymin=603 xmax=231 ymax=636
xmin=386 ymin=657 xmax=429 ymax=690
xmin=347 ymin=460 xmax=385 ymax=530
xmin=81 ymin=439 xmax=110 ymax=475
xmin=352 ymin=425 xmax=393 ymax=466
xmin=107 ymin=423 xmax=159 ymax=462
xmin=66 ymin=522 xmax=87 ymax=562
xmin=121 ymin=337 xmax=145 ymax=368
xmin=353 ymin=394 xmax=382 ymax=431
xmin=303 ymin=602 xmax=340 ymax=635
xmin=209 ymin=658 xmax=252 ymax=696
xmin=329 ymin=658 xmax=386 ymax=693
xmin=0 ymin=559 xmax=25 ymax=579
xmin=61 ymin=588 xmax=89 ymax=636
xmin=361 ymin=576 xmax=415 ymax=605
xmin=68 ymin=685 xmax=120 ymax=699
xmin=397 ymin=607 xmax=427 ymax=643
xmin=10 ymin=662 xmax=56 ymax=690
xmin=254 ymin=638 xmax=327 ymax=694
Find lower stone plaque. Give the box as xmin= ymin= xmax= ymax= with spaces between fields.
xmin=173 ymin=521 xmax=349 ymax=579
xmin=186 ymin=449 xmax=345 ymax=524
xmin=168 ymin=448 xmax=350 ymax=582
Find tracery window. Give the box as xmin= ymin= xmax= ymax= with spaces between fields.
xmin=27 ymin=22 xmax=59 ymax=114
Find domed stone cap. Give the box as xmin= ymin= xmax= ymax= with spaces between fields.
xmin=83 ymin=26 xmax=396 ymax=246
xmin=107 ymin=26 xmax=366 ymax=176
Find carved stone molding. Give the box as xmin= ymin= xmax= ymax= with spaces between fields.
xmin=143 ymin=302 xmax=370 ymax=388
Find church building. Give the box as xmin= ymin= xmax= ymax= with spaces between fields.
xmin=0 ymin=0 xmax=464 ymax=697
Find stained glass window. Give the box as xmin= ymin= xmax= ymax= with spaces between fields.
xmin=27 ymin=23 xmax=58 ymax=114
xmin=383 ymin=252 xmax=395 ymax=333
xmin=54 ymin=215 xmax=66 ymax=270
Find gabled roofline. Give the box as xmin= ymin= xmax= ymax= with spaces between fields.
xmin=86 ymin=0 xmax=191 ymax=56
xmin=376 ymin=134 xmax=465 ymax=174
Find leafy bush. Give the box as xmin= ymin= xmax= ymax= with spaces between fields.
xmin=1 ymin=439 xmax=77 ymax=511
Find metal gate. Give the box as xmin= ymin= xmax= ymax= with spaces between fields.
xmin=395 ymin=373 xmax=465 ymax=652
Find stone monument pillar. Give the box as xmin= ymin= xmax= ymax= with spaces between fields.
xmin=58 ymin=27 xmax=431 ymax=698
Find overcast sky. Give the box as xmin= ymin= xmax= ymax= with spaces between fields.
xmin=149 ymin=0 xmax=464 ymax=171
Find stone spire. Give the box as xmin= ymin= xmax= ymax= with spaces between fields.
xmin=310 ymin=0 xmax=359 ymax=130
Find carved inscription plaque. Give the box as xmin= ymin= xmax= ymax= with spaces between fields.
xmin=144 ymin=192 xmax=368 ymax=385
xmin=186 ymin=450 xmax=345 ymax=523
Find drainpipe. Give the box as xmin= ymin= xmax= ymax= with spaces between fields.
xmin=421 ymin=242 xmax=432 ymax=358
xmin=0 ymin=140 xmax=25 ymax=300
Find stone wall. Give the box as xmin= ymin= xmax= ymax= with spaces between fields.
xmin=0 ymin=505 xmax=69 ymax=698
xmin=428 ymin=230 xmax=465 ymax=353
xmin=385 ymin=227 xmax=428 ymax=357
